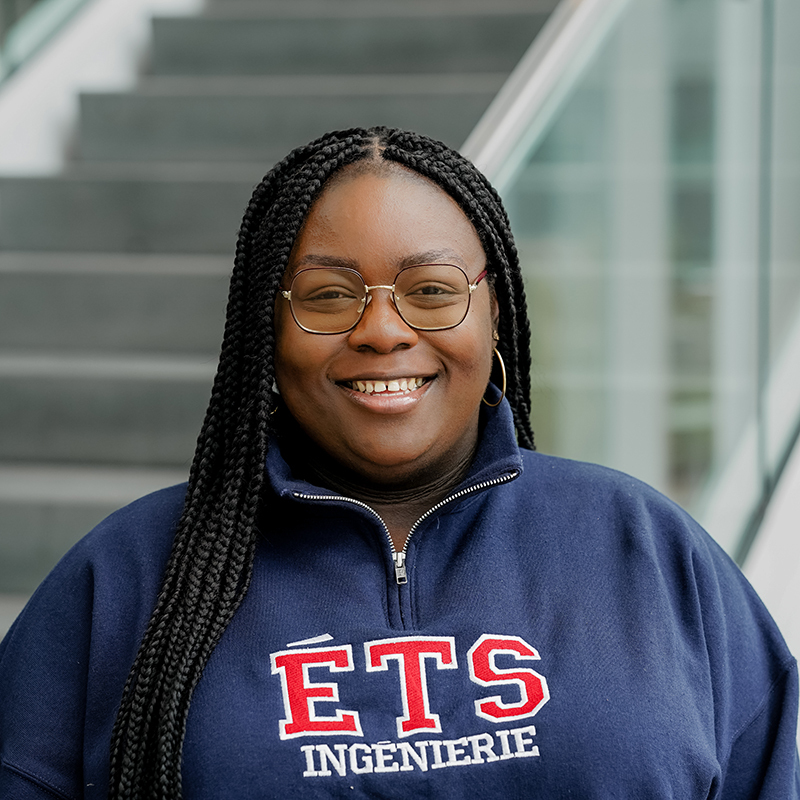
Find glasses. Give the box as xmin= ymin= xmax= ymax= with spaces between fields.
xmin=280 ymin=264 xmax=487 ymax=334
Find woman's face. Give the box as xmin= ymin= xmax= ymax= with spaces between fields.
xmin=274 ymin=166 xmax=498 ymax=486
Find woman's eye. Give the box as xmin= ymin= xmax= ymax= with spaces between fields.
xmin=402 ymin=282 xmax=463 ymax=310
xmin=306 ymin=286 xmax=358 ymax=301
xmin=407 ymin=282 xmax=455 ymax=296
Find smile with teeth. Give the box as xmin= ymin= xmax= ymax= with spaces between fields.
xmin=344 ymin=377 xmax=428 ymax=395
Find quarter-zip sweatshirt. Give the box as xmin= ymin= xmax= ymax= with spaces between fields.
xmin=1 ymin=400 xmax=798 ymax=799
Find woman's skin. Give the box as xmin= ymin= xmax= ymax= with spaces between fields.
xmin=274 ymin=164 xmax=499 ymax=550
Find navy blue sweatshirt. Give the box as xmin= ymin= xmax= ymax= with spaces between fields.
xmin=1 ymin=400 xmax=798 ymax=798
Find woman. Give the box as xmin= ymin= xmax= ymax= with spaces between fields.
xmin=0 ymin=127 xmax=797 ymax=799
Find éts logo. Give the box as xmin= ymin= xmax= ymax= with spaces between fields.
xmin=270 ymin=633 xmax=549 ymax=740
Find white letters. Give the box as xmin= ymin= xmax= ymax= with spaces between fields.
xmin=299 ymin=726 xmax=540 ymax=779
xmin=467 ymin=732 xmax=500 ymax=764
xmin=317 ymin=744 xmax=348 ymax=776
xmin=349 ymin=743 xmax=373 ymax=774
xmin=397 ymin=741 xmax=429 ymax=772
xmin=372 ymin=741 xmax=401 ymax=773
xmin=511 ymin=725 xmax=539 ymax=758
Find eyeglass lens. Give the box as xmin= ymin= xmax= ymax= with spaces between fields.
xmin=287 ymin=264 xmax=474 ymax=334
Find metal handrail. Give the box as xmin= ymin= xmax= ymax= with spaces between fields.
xmin=461 ymin=0 xmax=631 ymax=190
xmin=0 ymin=0 xmax=40 ymax=42
xmin=0 ymin=0 xmax=88 ymax=84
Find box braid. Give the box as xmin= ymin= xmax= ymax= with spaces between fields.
xmin=108 ymin=127 xmax=534 ymax=799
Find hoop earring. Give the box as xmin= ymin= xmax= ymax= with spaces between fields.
xmin=482 ymin=347 xmax=506 ymax=407
xmin=270 ymin=379 xmax=281 ymax=416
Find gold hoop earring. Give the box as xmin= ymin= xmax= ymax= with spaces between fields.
xmin=270 ymin=380 xmax=281 ymax=416
xmin=482 ymin=347 xmax=506 ymax=407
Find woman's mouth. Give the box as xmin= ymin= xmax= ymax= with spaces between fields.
xmin=341 ymin=377 xmax=428 ymax=395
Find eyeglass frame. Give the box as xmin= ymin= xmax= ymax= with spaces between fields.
xmin=279 ymin=263 xmax=489 ymax=335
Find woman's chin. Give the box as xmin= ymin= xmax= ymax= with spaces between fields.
xmin=342 ymin=446 xmax=433 ymax=485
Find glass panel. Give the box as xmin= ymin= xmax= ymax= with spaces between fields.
xmin=766 ymin=0 xmax=800 ymax=473
xmin=500 ymin=0 xmax=799 ymax=554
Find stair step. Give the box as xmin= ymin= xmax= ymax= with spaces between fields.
xmin=0 ymin=0 xmax=555 ymax=601
xmin=1 ymin=72 xmax=504 ymax=252
xmin=0 ymin=463 xmax=186 ymax=592
xmin=0 ymin=463 xmax=187 ymax=505
xmin=0 ymin=172 xmax=253 ymax=253
xmin=0 ymin=595 xmax=27 ymax=638
xmin=0 ymin=252 xmax=229 ymax=352
xmin=201 ymin=0 xmax=552 ymax=16
xmin=76 ymin=73 xmax=504 ymax=162
xmin=149 ymin=13 xmax=547 ymax=76
xmin=0 ymin=353 xmax=213 ymax=464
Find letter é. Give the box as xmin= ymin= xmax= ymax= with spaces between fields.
xmin=271 ymin=645 xmax=362 ymax=739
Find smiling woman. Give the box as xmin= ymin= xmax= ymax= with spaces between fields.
xmin=275 ymin=167 xmax=497 ymax=549
xmin=0 ymin=128 xmax=797 ymax=800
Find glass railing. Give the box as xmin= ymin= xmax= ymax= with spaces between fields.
xmin=0 ymin=0 xmax=88 ymax=83
xmin=464 ymin=0 xmax=800 ymax=561
xmin=0 ymin=0 xmax=40 ymax=41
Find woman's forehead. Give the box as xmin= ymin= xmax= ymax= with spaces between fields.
xmin=283 ymin=167 xmax=483 ymax=276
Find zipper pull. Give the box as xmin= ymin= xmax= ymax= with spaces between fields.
xmin=393 ymin=551 xmax=408 ymax=585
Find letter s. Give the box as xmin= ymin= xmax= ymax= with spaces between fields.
xmin=468 ymin=634 xmax=549 ymax=722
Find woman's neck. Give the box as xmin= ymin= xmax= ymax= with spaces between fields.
xmin=281 ymin=420 xmax=477 ymax=551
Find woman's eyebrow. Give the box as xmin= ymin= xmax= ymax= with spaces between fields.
xmin=292 ymin=254 xmax=359 ymax=269
xmin=287 ymin=250 xmax=468 ymax=279
xmin=397 ymin=250 xmax=464 ymax=267
xmin=285 ymin=254 xmax=359 ymax=280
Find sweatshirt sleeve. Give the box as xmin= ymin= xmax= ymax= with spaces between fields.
xmin=684 ymin=521 xmax=800 ymax=800
xmin=718 ymin=657 xmax=800 ymax=799
xmin=0 ymin=485 xmax=183 ymax=800
xmin=606 ymin=469 xmax=800 ymax=800
xmin=0 ymin=548 xmax=95 ymax=800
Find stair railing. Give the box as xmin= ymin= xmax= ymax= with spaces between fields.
xmin=462 ymin=0 xmax=800 ymax=562
xmin=0 ymin=0 xmax=88 ymax=83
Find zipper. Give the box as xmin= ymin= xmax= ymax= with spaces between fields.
xmin=290 ymin=492 xmax=403 ymax=579
xmin=292 ymin=469 xmax=519 ymax=586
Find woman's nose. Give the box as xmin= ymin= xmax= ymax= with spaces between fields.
xmin=347 ymin=288 xmax=418 ymax=352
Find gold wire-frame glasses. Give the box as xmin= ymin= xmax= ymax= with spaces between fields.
xmin=280 ymin=264 xmax=488 ymax=334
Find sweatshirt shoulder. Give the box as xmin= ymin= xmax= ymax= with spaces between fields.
xmin=513 ymin=451 xmax=788 ymax=626
xmin=1 ymin=484 xmax=187 ymax=657
xmin=511 ymin=449 xmax=727 ymax=566
xmin=75 ymin=482 xmax=187 ymax=559
xmin=516 ymin=449 xmax=680 ymax=514
xmin=23 ymin=482 xmax=190 ymax=606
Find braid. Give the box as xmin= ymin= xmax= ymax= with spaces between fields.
xmin=109 ymin=127 xmax=534 ymax=799
xmin=109 ymin=129 xmax=376 ymax=798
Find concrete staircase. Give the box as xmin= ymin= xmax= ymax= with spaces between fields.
xmin=0 ymin=0 xmax=555 ymax=595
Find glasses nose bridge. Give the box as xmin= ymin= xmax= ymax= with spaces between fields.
xmin=361 ymin=282 xmax=398 ymax=311
xmin=357 ymin=281 xmax=415 ymax=336
xmin=363 ymin=282 xmax=396 ymax=296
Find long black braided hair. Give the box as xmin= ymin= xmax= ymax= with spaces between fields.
xmin=108 ymin=127 xmax=534 ymax=798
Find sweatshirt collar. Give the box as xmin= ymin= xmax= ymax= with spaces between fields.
xmin=265 ymin=391 xmax=524 ymax=502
